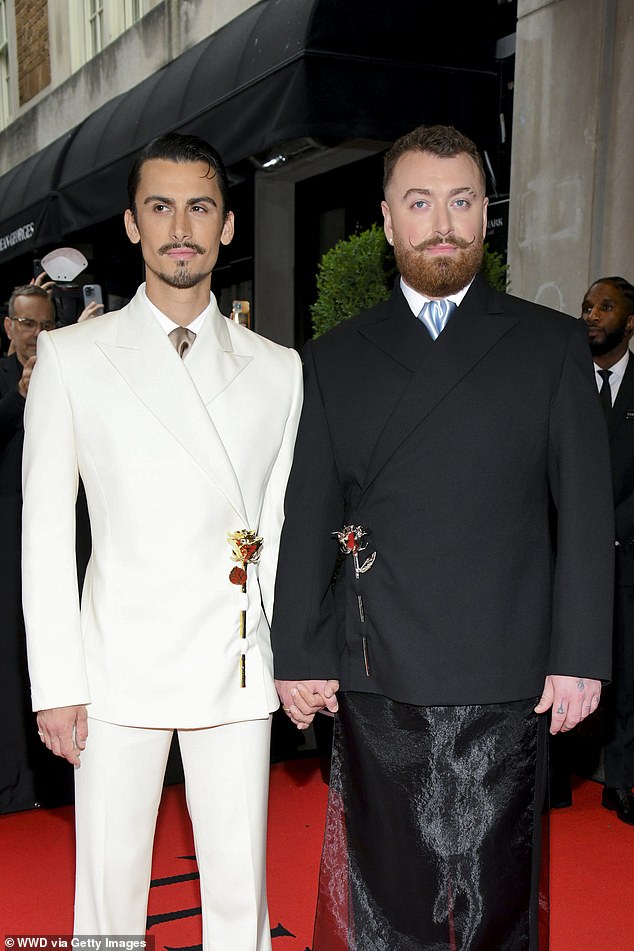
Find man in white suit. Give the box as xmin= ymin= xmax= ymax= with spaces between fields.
xmin=22 ymin=133 xmax=302 ymax=947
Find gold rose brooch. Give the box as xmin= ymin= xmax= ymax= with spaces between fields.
xmin=228 ymin=530 xmax=263 ymax=687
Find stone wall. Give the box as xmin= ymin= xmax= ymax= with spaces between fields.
xmin=508 ymin=0 xmax=633 ymax=314
xmin=0 ymin=0 xmax=260 ymax=174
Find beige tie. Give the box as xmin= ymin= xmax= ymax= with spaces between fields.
xmin=169 ymin=326 xmax=196 ymax=358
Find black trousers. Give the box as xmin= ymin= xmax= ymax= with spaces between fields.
xmin=604 ymin=579 xmax=634 ymax=789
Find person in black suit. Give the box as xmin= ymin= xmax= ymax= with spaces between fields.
xmin=581 ymin=276 xmax=634 ymax=825
xmin=0 ymin=284 xmax=71 ymax=812
xmin=271 ymin=126 xmax=614 ymax=950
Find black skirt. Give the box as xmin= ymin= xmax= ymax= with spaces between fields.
xmin=313 ymin=692 xmax=549 ymax=951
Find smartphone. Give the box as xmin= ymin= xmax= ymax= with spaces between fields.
xmin=82 ymin=283 xmax=103 ymax=309
xmin=33 ymin=259 xmax=44 ymax=279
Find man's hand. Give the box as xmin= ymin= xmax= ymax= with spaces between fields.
xmin=275 ymin=679 xmax=340 ymax=730
xmin=30 ymin=271 xmax=56 ymax=293
xmin=18 ymin=355 xmax=36 ymax=398
xmin=77 ymin=300 xmax=104 ymax=322
xmin=535 ymin=675 xmax=601 ymax=735
xmin=36 ymin=705 xmax=89 ymax=767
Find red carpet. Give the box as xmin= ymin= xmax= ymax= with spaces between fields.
xmin=549 ymin=775 xmax=634 ymax=951
xmin=1 ymin=762 xmax=633 ymax=949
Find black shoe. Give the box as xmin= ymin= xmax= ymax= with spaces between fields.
xmin=601 ymin=787 xmax=634 ymax=825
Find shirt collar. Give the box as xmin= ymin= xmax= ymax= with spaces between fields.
xmin=142 ymin=283 xmax=211 ymax=335
xmin=594 ymin=349 xmax=630 ymax=386
xmin=400 ymin=276 xmax=475 ymax=318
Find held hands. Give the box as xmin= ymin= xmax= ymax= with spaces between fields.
xmin=535 ymin=674 xmax=601 ymax=735
xmin=275 ymin=679 xmax=340 ymax=730
xmin=36 ymin=704 xmax=89 ymax=767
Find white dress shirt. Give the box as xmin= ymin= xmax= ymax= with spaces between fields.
xmin=142 ymin=282 xmax=210 ymax=335
xmin=594 ymin=350 xmax=629 ymax=404
xmin=400 ymin=276 xmax=474 ymax=319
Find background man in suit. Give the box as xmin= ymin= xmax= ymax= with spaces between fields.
xmin=0 ymin=285 xmax=71 ymax=812
xmin=22 ymin=133 xmax=302 ymax=947
xmin=271 ymin=125 xmax=614 ymax=950
xmin=582 ymin=276 xmax=634 ymax=825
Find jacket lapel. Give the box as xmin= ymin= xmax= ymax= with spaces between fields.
xmin=608 ymin=355 xmax=634 ymax=441
xmin=1 ymin=353 xmax=21 ymax=389
xmin=358 ymin=284 xmax=433 ymax=374
xmin=96 ymin=290 xmax=250 ymax=525
xmin=361 ymin=275 xmax=519 ymax=494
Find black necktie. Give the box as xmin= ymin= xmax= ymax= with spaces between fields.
xmin=597 ymin=369 xmax=612 ymax=419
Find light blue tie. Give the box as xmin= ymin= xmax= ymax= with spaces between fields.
xmin=418 ymin=299 xmax=456 ymax=340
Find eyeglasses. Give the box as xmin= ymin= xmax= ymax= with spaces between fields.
xmin=10 ymin=316 xmax=56 ymax=332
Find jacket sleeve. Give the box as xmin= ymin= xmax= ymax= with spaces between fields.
xmin=256 ymin=347 xmax=303 ymax=626
xmin=270 ymin=341 xmax=345 ymax=680
xmin=0 ymin=379 xmax=25 ymax=451
xmin=547 ymin=318 xmax=614 ymax=680
xmin=22 ymin=331 xmax=91 ymax=711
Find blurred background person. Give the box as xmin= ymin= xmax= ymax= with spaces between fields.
xmin=0 ymin=284 xmax=74 ymax=812
xmin=582 ymin=276 xmax=634 ymax=825
xmin=0 ymin=280 xmax=93 ymax=812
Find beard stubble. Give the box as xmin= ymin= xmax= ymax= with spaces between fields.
xmin=149 ymin=242 xmax=212 ymax=290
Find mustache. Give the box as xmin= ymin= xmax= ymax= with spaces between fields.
xmin=158 ymin=241 xmax=206 ymax=255
xmin=411 ymin=235 xmax=476 ymax=252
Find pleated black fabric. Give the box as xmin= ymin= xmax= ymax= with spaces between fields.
xmin=313 ymin=692 xmax=549 ymax=951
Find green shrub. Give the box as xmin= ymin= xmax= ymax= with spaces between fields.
xmin=310 ymin=225 xmax=396 ymax=338
xmin=481 ymin=241 xmax=510 ymax=293
xmin=310 ymin=226 xmax=509 ymax=338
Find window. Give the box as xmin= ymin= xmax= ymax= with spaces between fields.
xmin=125 ymin=0 xmax=145 ymax=28
xmin=79 ymin=1 xmax=146 ymax=63
xmin=86 ymin=0 xmax=104 ymax=56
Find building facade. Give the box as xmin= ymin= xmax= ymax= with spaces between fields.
xmin=508 ymin=0 xmax=633 ymax=315
xmin=0 ymin=0 xmax=517 ymax=345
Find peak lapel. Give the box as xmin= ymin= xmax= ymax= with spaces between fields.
xmin=362 ymin=276 xmax=518 ymax=494
xmin=96 ymin=291 xmax=249 ymax=525
xmin=183 ymin=300 xmax=253 ymax=407
xmin=358 ymin=286 xmax=433 ymax=373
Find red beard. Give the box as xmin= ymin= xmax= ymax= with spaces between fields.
xmin=394 ymin=234 xmax=484 ymax=297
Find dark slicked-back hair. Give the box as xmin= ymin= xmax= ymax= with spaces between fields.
xmin=127 ymin=132 xmax=231 ymax=220
xmin=8 ymin=283 xmax=55 ymax=318
xmin=383 ymin=124 xmax=486 ymax=194
xmin=590 ymin=276 xmax=634 ymax=312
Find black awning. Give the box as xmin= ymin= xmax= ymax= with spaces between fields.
xmin=0 ymin=0 xmax=500 ymax=264
xmin=0 ymin=132 xmax=74 ymax=262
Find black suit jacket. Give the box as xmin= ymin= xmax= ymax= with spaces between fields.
xmin=271 ymin=275 xmax=615 ymax=705
xmin=607 ymin=357 xmax=634 ymax=569
xmin=0 ymin=354 xmax=26 ymax=495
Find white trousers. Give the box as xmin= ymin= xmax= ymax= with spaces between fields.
xmin=74 ymin=715 xmax=272 ymax=951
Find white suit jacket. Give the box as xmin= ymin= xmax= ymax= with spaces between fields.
xmin=22 ymin=286 xmax=302 ymax=728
